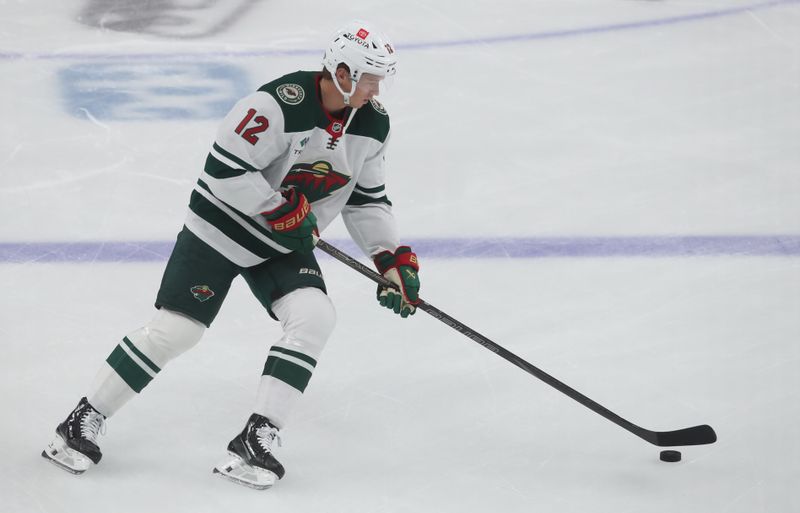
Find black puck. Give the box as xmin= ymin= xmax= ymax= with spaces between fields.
xmin=659 ymin=450 xmax=682 ymax=462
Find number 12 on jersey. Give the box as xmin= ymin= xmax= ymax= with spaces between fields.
xmin=235 ymin=108 xmax=269 ymax=145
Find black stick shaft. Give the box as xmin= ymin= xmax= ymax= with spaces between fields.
xmin=316 ymin=239 xmax=716 ymax=447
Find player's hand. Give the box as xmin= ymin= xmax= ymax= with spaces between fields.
xmin=263 ymin=189 xmax=318 ymax=253
xmin=373 ymin=246 xmax=420 ymax=318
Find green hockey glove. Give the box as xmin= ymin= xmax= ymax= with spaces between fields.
xmin=263 ymin=189 xmax=318 ymax=254
xmin=373 ymin=246 xmax=420 ymax=318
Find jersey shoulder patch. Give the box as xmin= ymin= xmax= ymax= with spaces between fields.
xmin=369 ymin=98 xmax=388 ymax=116
xmin=275 ymin=83 xmax=306 ymax=105
xmin=347 ymin=99 xmax=391 ymax=143
xmin=258 ymin=71 xmax=319 ymax=133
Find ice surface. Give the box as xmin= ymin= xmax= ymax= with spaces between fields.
xmin=1 ymin=1 xmax=799 ymax=512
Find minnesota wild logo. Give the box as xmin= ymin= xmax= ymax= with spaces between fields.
xmin=281 ymin=160 xmax=350 ymax=202
xmin=190 ymin=285 xmax=215 ymax=302
xmin=369 ymin=98 xmax=387 ymax=115
xmin=276 ymin=84 xmax=305 ymax=105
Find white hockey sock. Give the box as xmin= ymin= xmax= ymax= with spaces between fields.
xmin=254 ymin=376 xmax=301 ymax=430
xmin=253 ymin=288 xmax=336 ymax=428
xmin=87 ymin=308 xmax=205 ymax=417
xmin=87 ymin=365 xmax=137 ymax=418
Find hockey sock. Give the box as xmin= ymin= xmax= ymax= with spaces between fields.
xmin=253 ymin=288 xmax=335 ymax=427
xmin=88 ymin=309 xmax=205 ymax=417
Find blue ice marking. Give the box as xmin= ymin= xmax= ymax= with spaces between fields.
xmin=4 ymin=0 xmax=797 ymax=62
xmin=2 ymin=236 xmax=799 ymax=263
xmin=59 ymin=62 xmax=250 ymax=120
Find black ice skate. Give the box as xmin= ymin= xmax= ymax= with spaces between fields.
xmin=41 ymin=397 xmax=106 ymax=474
xmin=213 ymin=413 xmax=285 ymax=490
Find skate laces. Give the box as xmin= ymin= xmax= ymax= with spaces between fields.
xmin=79 ymin=409 xmax=106 ymax=442
xmin=254 ymin=424 xmax=282 ymax=452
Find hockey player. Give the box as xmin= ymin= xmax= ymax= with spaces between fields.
xmin=42 ymin=20 xmax=421 ymax=490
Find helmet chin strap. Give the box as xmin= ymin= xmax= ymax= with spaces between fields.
xmin=333 ymin=73 xmax=358 ymax=106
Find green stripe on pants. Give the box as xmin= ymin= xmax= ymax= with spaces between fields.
xmin=262 ymin=355 xmax=313 ymax=392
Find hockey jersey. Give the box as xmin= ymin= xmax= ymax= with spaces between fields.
xmin=184 ymin=70 xmax=400 ymax=267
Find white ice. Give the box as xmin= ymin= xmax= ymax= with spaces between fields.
xmin=1 ymin=1 xmax=799 ymax=512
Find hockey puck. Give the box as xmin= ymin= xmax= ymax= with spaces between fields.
xmin=659 ymin=450 xmax=682 ymax=462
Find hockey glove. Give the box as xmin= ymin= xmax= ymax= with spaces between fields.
xmin=263 ymin=189 xmax=318 ymax=254
xmin=373 ymin=246 xmax=420 ymax=318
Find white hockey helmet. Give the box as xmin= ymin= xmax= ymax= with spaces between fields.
xmin=322 ymin=20 xmax=397 ymax=104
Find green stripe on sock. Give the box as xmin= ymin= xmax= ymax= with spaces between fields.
xmin=106 ymin=345 xmax=153 ymax=393
xmin=122 ymin=337 xmax=161 ymax=374
xmin=263 ymin=355 xmax=313 ymax=392
xmin=270 ymin=346 xmax=317 ymax=367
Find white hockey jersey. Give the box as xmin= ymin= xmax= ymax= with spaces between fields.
xmin=184 ymin=70 xmax=400 ymax=267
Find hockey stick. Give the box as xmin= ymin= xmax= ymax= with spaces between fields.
xmin=316 ymin=239 xmax=717 ymax=447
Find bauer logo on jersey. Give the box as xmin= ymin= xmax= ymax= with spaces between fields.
xmin=281 ymin=160 xmax=350 ymax=202
xmin=299 ymin=267 xmax=323 ymax=278
xmin=190 ymin=285 xmax=215 ymax=302
xmin=276 ymin=84 xmax=305 ymax=105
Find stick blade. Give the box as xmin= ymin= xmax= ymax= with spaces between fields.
xmin=653 ymin=424 xmax=717 ymax=447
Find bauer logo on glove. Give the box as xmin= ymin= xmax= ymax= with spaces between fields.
xmin=262 ymin=189 xmax=318 ymax=254
xmin=373 ymin=246 xmax=420 ymax=318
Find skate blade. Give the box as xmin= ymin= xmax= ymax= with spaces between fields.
xmin=41 ymin=435 xmax=93 ymax=475
xmin=212 ymin=453 xmax=277 ymax=490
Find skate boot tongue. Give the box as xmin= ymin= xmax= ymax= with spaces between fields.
xmin=81 ymin=409 xmax=106 ymax=442
xmin=255 ymin=423 xmax=281 ymax=451
xmin=75 ymin=408 xmax=106 ymax=457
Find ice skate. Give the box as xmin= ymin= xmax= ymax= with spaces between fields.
xmin=213 ymin=413 xmax=285 ymax=490
xmin=42 ymin=397 xmax=106 ymax=474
